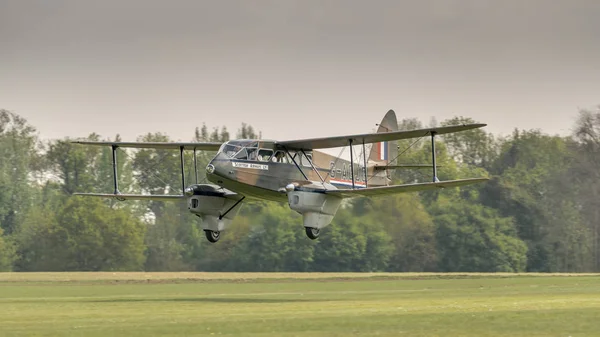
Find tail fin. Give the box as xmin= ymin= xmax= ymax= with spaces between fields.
xmin=369 ymin=109 xmax=398 ymax=165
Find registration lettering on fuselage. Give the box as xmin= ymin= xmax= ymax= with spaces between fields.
xmin=329 ymin=161 xmax=366 ymax=182
xmin=232 ymin=161 xmax=269 ymax=170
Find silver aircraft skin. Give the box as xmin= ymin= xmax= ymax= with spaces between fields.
xmin=72 ymin=110 xmax=489 ymax=243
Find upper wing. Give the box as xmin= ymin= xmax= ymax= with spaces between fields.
xmin=325 ymin=178 xmax=488 ymax=198
xmin=72 ymin=141 xmax=223 ymax=151
xmin=276 ymin=124 xmax=486 ymax=150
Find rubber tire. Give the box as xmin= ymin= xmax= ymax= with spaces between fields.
xmin=305 ymin=227 xmax=320 ymax=240
xmin=205 ymin=230 xmax=221 ymax=243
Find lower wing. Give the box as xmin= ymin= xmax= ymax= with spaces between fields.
xmin=73 ymin=184 xmax=241 ymax=202
xmin=73 ymin=193 xmax=185 ymax=201
xmin=325 ymin=178 xmax=488 ymax=198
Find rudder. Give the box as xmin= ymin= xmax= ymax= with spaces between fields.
xmin=369 ymin=109 xmax=398 ymax=165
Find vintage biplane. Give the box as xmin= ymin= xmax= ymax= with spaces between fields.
xmin=73 ymin=110 xmax=488 ymax=243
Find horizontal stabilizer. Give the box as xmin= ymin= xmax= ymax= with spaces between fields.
xmin=277 ymin=123 xmax=486 ymax=150
xmin=73 ymin=193 xmax=185 ymax=201
xmin=374 ymin=164 xmax=442 ymax=170
xmin=325 ymin=178 xmax=489 ymax=198
xmin=72 ymin=141 xmax=222 ymax=151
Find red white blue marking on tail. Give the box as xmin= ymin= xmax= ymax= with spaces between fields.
xmin=378 ymin=141 xmax=388 ymax=161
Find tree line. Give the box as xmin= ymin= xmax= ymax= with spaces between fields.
xmin=0 ymin=107 xmax=599 ymax=273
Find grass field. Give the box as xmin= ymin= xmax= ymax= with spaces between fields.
xmin=1 ymin=273 xmax=599 ymax=336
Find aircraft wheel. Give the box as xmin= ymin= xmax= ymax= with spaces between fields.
xmin=205 ymin=230 xmax=221 ymax=243
xmin=305 ymin=227 xmax=320 ymax=240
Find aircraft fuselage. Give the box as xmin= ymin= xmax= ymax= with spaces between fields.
xmin=206 ymin=140 xmax=389 ymax=202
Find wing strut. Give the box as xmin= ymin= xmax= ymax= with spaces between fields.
xmin=193 ymin=148 xmax=198 ymax=184
xmin=179 ymin=146 xmax=186 ymax=194
xmin=349 ymin=139 xmax=355 ymax=189
xmin=219 ymin=196 xmax=245 ymax=220
xmin=301 ymin=149 xmax=325 ymax=183
xmin=362 ymin=140 xmax=368 ymax=188
xmin=111 ymin=145 xmax=120 ymax=194
xmin=431 ymin=132 xmax=439 ymax=182
xmin=284 ymin=146 xmax=309 ymax=180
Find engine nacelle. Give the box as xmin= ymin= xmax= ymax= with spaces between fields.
xmin=287 ymin=190 xmax=342 ymax=229
xmin=186 ymin=184 xmax=242 ymax=232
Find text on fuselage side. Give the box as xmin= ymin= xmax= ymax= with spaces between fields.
xmin=232 ymin=162 xmax=269 ymax=170
xmin=329 ymin=161 xmax=366 ymax=182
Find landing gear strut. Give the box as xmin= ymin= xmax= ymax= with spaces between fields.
xmin=205 ymin=230 xmax=220 ymax=243
xmin=305 ymin=227 xmax=320 ymax=240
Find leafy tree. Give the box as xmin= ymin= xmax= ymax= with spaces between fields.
xmin=97 ymin=135 xmax=135 ymax=195
xmin=45 ymin=134 xmax=103 ymax=194
xmin=55 ymin=197 xmax=146 ymax=271
xmin=133 ymin=133 xmax=181 ymax=194
xmin=430 ymin=195 xmax=527 ymax=272
xmin=571 ymin=107 xmax=600 ymax=271
xmin=206 ymin=126 xmax=231 ymax=142
xmin=236 ymin=123 xmax=259 ymax=139
xmin=144 ymin=202 xmax=189 ymax=271
xmin=227 ymin=203 xmax=314 ymax=272
xmin=311 ymin=221 xmax=367 ymax=272
xmin=16 ymin=196 xmax=146 ymax=271
xmin=131 ymin=133 xmax=183 ymax=220
xmin=481 ymin=129 xmax=588 ymax=271
xmin=220 ymin=126 xmax=230 ymax=142
xmin=362 ymin=194 xmax=437 ymax=271
xmin=13 ymin=195 xmax=63 ymax=271
xmin=441 ymin=116 xmax=498 ymax=169
xmin=0 ymin=228 xmax=16 ymax=271
xmin=195 ymin=124 xmax=209 ymax=142
xmin=0 ymin=110 xmax=39 ymax=235
xmin=311 ymin=208 xmax=393 ymax=272
xmin=193 ymin=210 xmax=252 ymax=271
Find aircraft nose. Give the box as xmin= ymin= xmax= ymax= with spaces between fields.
xmin=206 ymin=153 xmax=230 ymax=178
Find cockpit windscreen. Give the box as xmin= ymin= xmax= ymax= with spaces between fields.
xmin=218 ymin=141 xmax=273 ymax=162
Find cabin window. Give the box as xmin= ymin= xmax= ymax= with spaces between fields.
xmin=246 ymin=147 xmax=258 ymax=161
xmin=220 ymin=140 xmax=276 ymax=162
xmin=288 ymin=151 xmax=298 ymax=163
xmin=271 ymin=151 xmax=288 ymax=163
xmin=220 ymin=144 xmax=243 ymax=158
xmin=234 ymin=148 xmax=248 ymax=160
xmin=258 ymin=149 xmax=273 ymax=162
xmin=299 ymin=152 xmax=313 ymax=167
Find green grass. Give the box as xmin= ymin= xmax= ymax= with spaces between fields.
xmin=1 ymin=273 xmax=599 ymax=336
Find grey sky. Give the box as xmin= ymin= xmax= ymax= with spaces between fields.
xmin=1 ymin=0 xmax=599 ymax=143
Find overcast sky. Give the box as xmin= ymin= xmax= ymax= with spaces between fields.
xmin=1 ymin=0 xmax=599 ymax=143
